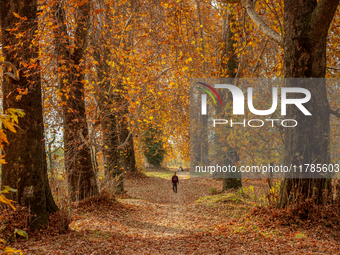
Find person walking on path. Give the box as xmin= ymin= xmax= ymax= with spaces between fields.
xmin=172 ymin=172 xmax=179 ymax=194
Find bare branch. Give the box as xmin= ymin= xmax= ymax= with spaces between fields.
xmin=1 ymin=61 xmax=20 ymax=81
xmin=90 ymin=142 xmax=105 ymax=151
xmin=235 ymin=9 xmax=248 ymax=55
xmin=154 ymin=68 xmax=170 ymax=82
xmin=252 ymin=39 xmax=269 ymax=75
xmin=243 ymin=0 xmax=284 ymax=47
xmin=119 ymin=4 xmax=139 ymax=45
xmin=79 ymin=129 xmax=105 ymax=151
xmin=118 ymin=132 xmax=132 ymax=149
xmin=220 ymin=0 xmax=284 ymax=47
xmin=330 ymin=108 xmax=340 ymax=118
xmin=48 ymin=134 xmax=57 ymax=148
xmin=327 ymin=67 xmax=340 ymax=71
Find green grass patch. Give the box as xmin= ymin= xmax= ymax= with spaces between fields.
xmin=145 ymin=171 xmax=190 ymax=180
xmin=233 ymin=226 xmax=246 ymax=234
xmin=209 ymin=187 xmax=217 ymax=194
xmin=145 ymin=171 xmax=174 ymax=179
xmin=294 ymin=232 xmax=307 ymax=239
xmin=195 ymin=193 xmax=247 ymax=204
xmin=90 ymin=230 xmax=113 ymax=239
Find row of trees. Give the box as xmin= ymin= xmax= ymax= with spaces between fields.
xmin=193 ymin=0 xmax=340 ymax=207
xmin=0 ymin=0 xmax=140 ymax=229
xmin=221 ymin=0 xmax=339 ymax=207
xmin=0 ymin=0 xmax=183 ymax=230
xmin=0 ymin=0 xmax=339 ymax=230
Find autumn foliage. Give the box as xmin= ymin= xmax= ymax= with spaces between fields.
xmin=0 ymin=0 xmax=339 ymax=253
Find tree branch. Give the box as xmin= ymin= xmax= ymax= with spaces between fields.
xmin=119 ymin=4 xmax=140 ymax=45
xmin=330 ymin=108 xmax=340 ymax=118
xmin=1 ymin=61 xmax=20 ymax=81
xmin=327 ymin=67 xmax=340 ymax=71
xmin=118 ymin=132 xmax=132 ymax=149
xmin=221 ymin=0 xmax=284 ymax=48
xmin=310 ymin=0 xmax=339 ymax=41
xmin=235 ymin=9 xmax=248 ymax=55
xmin=252 ymin=39 xmax=269 ymax=75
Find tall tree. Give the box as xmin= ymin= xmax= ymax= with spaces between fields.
xmin=279 ymin=0 xmax=338 ymax=207
xmin=223 ymin=0 xmax=339 ymax=206
xmin=118 ymin=0 xmax=138 ymax=174
xmin=53 ymin=0 xmax=98 ymax=201
xmin=90 ymin=0 xmax=138 ymax=193
xmin=219 ymin=7 xmax=242 ymax=191
xmin=0 ymin=0 xmax=59 ymax=229
xmin=196 ymin=0 xmax=209 ymax=166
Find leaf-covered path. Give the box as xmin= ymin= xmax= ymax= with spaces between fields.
xmin=13 ymin=169 xmax=340 ymax=254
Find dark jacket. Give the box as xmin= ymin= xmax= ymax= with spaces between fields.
xmin=172 ymin=175 xmax=179 ymax=184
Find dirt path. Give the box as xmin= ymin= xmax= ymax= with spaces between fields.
xmin=120 ymin=170 xmax=223 ymax=238
xmin=12 ymin=169 xmax=340 ymax=254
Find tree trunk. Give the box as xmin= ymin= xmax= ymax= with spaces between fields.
xmin=122 ymin=135 xmax=137 ymax=172
xmin=220 ymin=8 xmax=242 ymax=191
xmin=119 ymin=0 xmax=138 ymax=173
xmin=195 ymin=0 xmax=209 ymax=166
xmin=222 ymin=0 xmax=338 ymax=207
xmin=0 ymin=0 xmax=59 ymax=230
xmin=91 ymin=34 xmax=125 ymax=191
xmin=118 ymin=88 xmax=137 ymax=173
xmin=91 ymin=0 xmax=138 ymax=194
xmin=278 ymin=0 xmax=338 ymax=207
xmin=53 ymin=0 xmax=98 ymax=201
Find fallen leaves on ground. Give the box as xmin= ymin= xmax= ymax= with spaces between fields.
xmin=4 ymin=169 xmax=340 ymax=254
